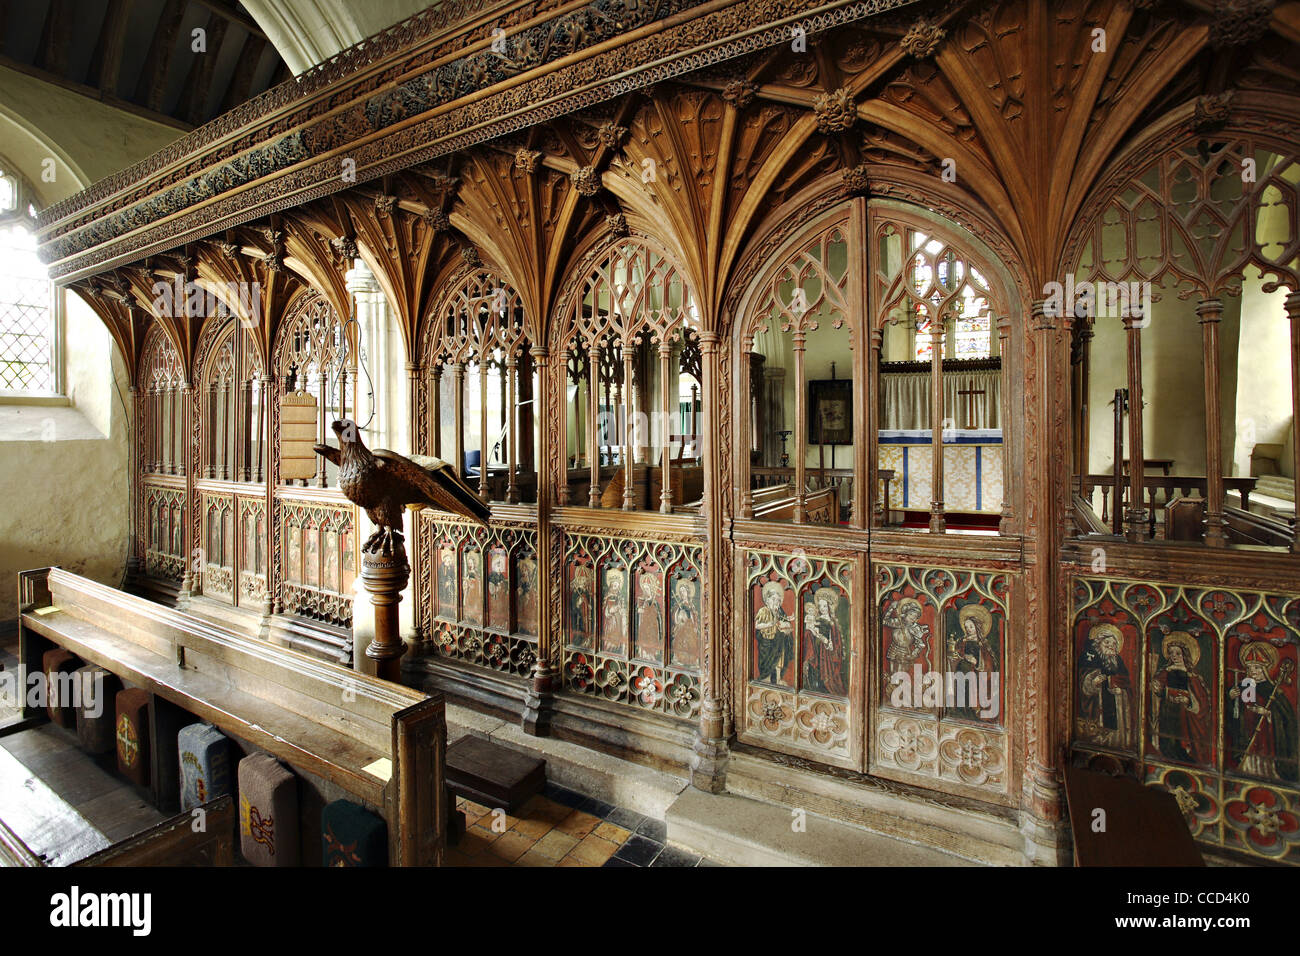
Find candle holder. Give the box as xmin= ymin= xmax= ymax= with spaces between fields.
xmin=778 ymin=430 xmax=792 ymax=468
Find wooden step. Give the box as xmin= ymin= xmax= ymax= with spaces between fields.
xmin=446 ymin=734 xmax=545 ymax=812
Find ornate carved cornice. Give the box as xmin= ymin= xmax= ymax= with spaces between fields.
xmin=38 ymin=0 xmax=922 ymax=282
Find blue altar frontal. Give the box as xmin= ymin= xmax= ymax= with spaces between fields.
xmin=878 ymin=429 xmax=1004 ymax=514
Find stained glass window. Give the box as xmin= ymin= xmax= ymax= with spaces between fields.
xmin=909 ymin=231 xmax=991 ymax=360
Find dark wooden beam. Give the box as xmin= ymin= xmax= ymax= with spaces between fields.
xmin=190 ymin=0 xmax=268 ymax=41
xmin=218 ymin=31 xmax=266 ymax=113
xmin=179 ymin=12 xmax=229 ymax=124
xmin=35 ymin=0 xmax=74 ymax=77
xmin=135 ymin=0 xmax=187 ymax=113
xmin=0 ymin=52 xmax=192 ymax=132
xmin=87 ymin=0 xmax=133 ymax=96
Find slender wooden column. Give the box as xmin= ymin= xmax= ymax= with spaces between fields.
xmin=430 ymin=366 xmax=442 ymax=458
xmin=127 ymin=385 xmax=142 ymax=576
xmin=998 ymin=317 xmax=1015 ymax=534
xmin=264 ymin=375 xmax=278 ymax=617
xmin=316 ymin=370 xmax=328 ymax=488
xmin=523 ymin=345 xmax=554 ymax=735
xmin=241 ymin=378 xmax=253 ymax=481
xmin=1122 ymin=312 xmax=1148 ymax=542
xmin=659 ymin=341 xmax=673 ymax=513
xmin=557 ymin=350 xmax=572 ymax=506
xmin=179 ymin=382 xmax=195 ymax=599
xmin=506 ymin=358 xmax=520 ymax=504
xmin=219 ymin=382 xmax=231 ymax=480
xmin=1287 ymin=292 xmax=1300 ymax=553
xmin=478 ymin=359 xmax=490 ymax=502
xmin=452 ymin=363 xmax=466 ymax=480
xmin=1021 ymin=298 xmax=1070 ymax=863
xmin=792 ymin=329 xmax=807 ymax=523
xmin=1198 ymin=298 xmax=1226 ymax=547
xmin=406 ymin=361 xmax=422 ymax=460
xmin=519 ymin=352 xmax=535 ymax=489
xmin=254 ymin=376 xmax=267 ymax=484
xmin=588 ymin=346 xmax=602 ymax=507
xmin=929 ymin=315 xmax=946 ymax=534
xmin=691 ymin=330 xmax=727 ymax=791
xmin=868 ymin=328 xmax=883 ymax=528
xmin=622 ymin=344 xmax=635 ymax=510
xmin=740 ymin=336 xmax=755 ymax=519
xmin=205 ymin=384 xmax=216 ymax=478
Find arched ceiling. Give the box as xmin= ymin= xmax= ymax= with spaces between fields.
xmin=0 ymin=0 xmax=293 ymax=130
xmin=241 ymin=0 xmax=435 ymax=75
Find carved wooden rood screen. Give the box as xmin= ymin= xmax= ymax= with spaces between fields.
xmin=38 ymin=0 xmax=1300 ymax=866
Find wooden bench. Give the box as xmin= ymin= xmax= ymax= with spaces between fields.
xmin=17 ymin=566 xmax=447 ymax=866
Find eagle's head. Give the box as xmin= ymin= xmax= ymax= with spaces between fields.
xmin=331 ymin=420 xmax=372 ymax=464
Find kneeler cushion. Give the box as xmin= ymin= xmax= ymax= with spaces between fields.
xmin=321 ymin=800 xmax=388 ymax=867
xmin=42 ymin=649 xmax=81 ymax=728
xmin=74 ymin=664 xmax=120 ymax=754
xmin=178 ymin=722 xmax=232 ymax=811
xmin=238 ymin=753 xmax=299 ymax=866
xmin=115 ymin=688 xmax=151 ymax=787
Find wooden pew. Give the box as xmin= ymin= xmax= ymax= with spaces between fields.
xmin=17 ymin=567 xmax=446 ymax=866
xmin=752 ymin=485 xmax=840 ymax=523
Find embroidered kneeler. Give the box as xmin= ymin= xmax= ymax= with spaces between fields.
xmin=42 ymin=648 xmax=81 ymax=728
xmin=178 ymin=722 xmax=232 ymax=811
xmin=238 ymin=753 xmax=299 ymax=866
xmin=115 ymin=688 xmax=151 ymax=787
xmin=74 ymin=664 xmax=120 ymax=754
xmin=321 ymin=799 xmax=388 ymax=867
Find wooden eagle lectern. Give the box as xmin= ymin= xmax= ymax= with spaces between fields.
xmin=315 ymin=420 xmax=489 ymax=680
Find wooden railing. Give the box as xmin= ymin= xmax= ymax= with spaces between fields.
xmin=1079 ymin=474 xmax=1258 ymax=539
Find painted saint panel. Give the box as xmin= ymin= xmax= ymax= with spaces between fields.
xmin=437 ymin=546 xmax=457 ymax=619
xmin=462 ymin=548 xmax=484 ymax=625
xmin=1145 ymin=600 xmax=1217 ymax=769
xmin=600 ymin=566 xmax=630 ymax=656
xmin=669 ymin=574 xmax=701 ymax=668
xmin=943 ymin=598 xmax=1002 ymax=724
xmin=1074 ymin=618 xmax=1139 ymax=753
xmin=1071 ymin=576 xmax=1300 ymax=864
xmin=560 ymin=530 xmax=703 ymax=721
xmin=516 ymin=556 xmax=538 ymax=636
xmin=633 ymin=564 xmax=665 ymax=663
xmin=488 ymin=547 xmax=510 ymax=631
xmin=567 ymin=560 xmax=594 ymax=649
xmin=1225 ymin=632 xmax=1297 ymax=785
xmin=881 ymin=593 xmax=936 ymax=708
xmin=873 ymin=564 xmax=1012 ymax=795
xmin=800 ymin=581 xmax=848 ymax=697
xmin=751 ymin=577 xmax=796 ymax=688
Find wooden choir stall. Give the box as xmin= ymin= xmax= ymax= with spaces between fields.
xmin=14 ymin=0 xmax=1300 ymax=868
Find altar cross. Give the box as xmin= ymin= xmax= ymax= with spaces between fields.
xmin=955 ymin=386 xmax=985 ymax=429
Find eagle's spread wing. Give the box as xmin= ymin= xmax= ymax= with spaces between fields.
xmin=312 ymin=443 xmax=341 ymax=466
xmin=374 ymin=449 xmax=490 ymax=525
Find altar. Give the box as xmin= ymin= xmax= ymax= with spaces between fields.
xmin=877 ymin=429 xmax=1004 ymax=515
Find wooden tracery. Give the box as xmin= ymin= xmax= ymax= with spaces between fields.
xmin=421 ymin=268 xmax=535 ymax=504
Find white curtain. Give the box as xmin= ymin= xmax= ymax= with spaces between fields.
xmin=880 ymin=368 xmax=1000 ymax=430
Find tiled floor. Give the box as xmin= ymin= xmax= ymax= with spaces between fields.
xmin=448 ymin=783 xmax=723 ymax=867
